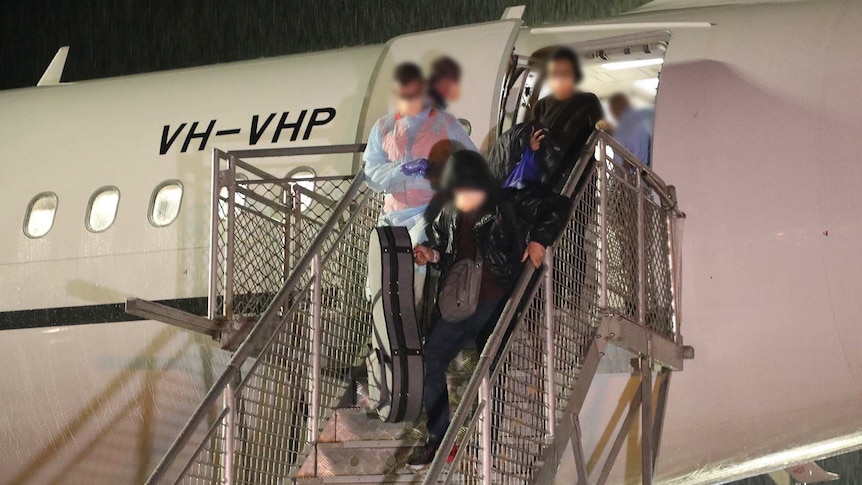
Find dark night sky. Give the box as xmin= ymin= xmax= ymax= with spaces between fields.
xmin=0 ymin=0 xmax=648 ymax=91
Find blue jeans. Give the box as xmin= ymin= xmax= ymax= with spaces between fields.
xmin=424 ymin=298 xmax=503 ymax=446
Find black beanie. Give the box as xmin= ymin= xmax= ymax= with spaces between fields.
xmin=440 ymin=150 xmax=497 ymax=194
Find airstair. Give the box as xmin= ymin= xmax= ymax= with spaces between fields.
xmin=137 ymin=131 xmax=690 ymax=485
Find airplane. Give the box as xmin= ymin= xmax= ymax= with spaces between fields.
xmin=1 ymin=0 xmax=861 ymax=483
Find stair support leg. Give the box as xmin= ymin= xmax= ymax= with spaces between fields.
xmin=529 ymin=321 xmax=608 ymax=485
xmin=570 ymin=415 xmax=588 ymax=485
xmin=651 ymin=369 xmax=671 ymax=472
xmin=596 ymin=386 xmax=643 ymax=485
xmin=640 ymin=355 xmax=654 ymax=485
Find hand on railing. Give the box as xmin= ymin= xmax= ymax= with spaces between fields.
xmin=521 ymin=241 xmax=546 ymax=268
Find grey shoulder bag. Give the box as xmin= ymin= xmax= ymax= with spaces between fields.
xmin=438 ymin=251 xmax=484 ymax=323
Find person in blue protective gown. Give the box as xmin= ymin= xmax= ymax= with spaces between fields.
xmin=363 ymin=62 xmax=477 ymax=307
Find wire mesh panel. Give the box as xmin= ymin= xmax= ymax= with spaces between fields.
xmin=603 ymin=163 xmax=640 ymax=321
xmin=147 ymin=143 xmax=385 ymax=484
xmin=181 ymin=414 xmax=229 ymax=485
xmin=488 ymin=299 xmax=552 ymax=483
xmin=643 ymin=197 xmax=675 ymax=337
xmin=167 ymin=183 xmax=383 ymax=484
xmin=211 ymin=164 xmax=355 ymax=318
xmin=550 ymin=170 xmax=602 ymax=417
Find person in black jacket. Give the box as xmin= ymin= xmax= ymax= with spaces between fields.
xmin=531 ymin=47 xmax=604 ymax=179
xmin=406 ymin=150 xmax=572 ymax=467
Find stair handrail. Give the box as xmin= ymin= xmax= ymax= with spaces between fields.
xmin=146 ymin=168 xmax=371 ymax=484
xmin=423 ymin=129 xmax=685 ymax=483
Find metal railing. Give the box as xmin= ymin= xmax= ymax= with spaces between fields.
xmin=423 ymin=131 xmax=685 ymax=484
xmin=147 ymin=145 xmax=384 ymax=484
xmin=209 ymin=145 xmax=365 ymax=321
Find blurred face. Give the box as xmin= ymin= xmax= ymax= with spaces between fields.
xmin=394 ymin=80 xmax=426 ymax=116
xmin=434 ymin=78 xmax=461 ymax=103
xmin=453 ymin=189 xmax=487 ymax=213
xmin=546 ymin=59 xmax=577 ymax=99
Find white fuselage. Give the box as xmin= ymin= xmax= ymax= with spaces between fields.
xmin=1 ymin=1 xmax=861 ymax=483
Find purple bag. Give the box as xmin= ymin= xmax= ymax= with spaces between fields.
xmin=503 ymin=147 xmax=542 ymax=189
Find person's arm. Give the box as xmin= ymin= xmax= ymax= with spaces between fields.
xmin=423 ymin=208 xmax=449 ymax=255
xmin=513 ymin=187 xmax=574 ymax=247
xmin=363 ymin=122 xmax=412 ymax=192
xmin=416 ymin=208 xmax=449 ymax=266
xmin=587 ymin=94 xmax=605 ymax=129
xmin=507 ymin=187 xmax=572 ymax=267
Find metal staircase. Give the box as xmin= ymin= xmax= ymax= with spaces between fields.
xmin=139 ymin=131 xmax=689 ymax=485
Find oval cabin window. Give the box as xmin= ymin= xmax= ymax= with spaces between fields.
xmin=86 ymin=186 xmax=120 ymax=232
xmin=24 ymin=192 xmax=59 ymax=238
xmin=149 ymin=181 xmax=183 ymax=227
xmin=286 ymin=167 xmax=316 ymax=212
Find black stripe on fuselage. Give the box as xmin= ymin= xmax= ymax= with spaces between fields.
xmin=0 ymin=297 xmax=209 ymax=331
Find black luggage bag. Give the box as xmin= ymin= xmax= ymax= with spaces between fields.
xmin=365 ymin=226 xmax=424 ymax=422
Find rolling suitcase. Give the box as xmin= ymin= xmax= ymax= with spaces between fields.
xmin=366 ymin=226 xmax=424 ymax=423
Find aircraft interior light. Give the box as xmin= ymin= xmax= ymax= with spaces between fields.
xmin=602 ymin=58 xmax=664 ymax=70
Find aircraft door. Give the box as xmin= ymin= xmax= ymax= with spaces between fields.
xmin=355 ymin=19 xmax=522 ymax=166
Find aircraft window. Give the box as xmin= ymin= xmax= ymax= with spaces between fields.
xmin=149 ymin=180 xmax=183 ymax=227
xmin=23 ymin=192 xmax=58 ymax=238
xmin=218 ymin=173 xmax=247 ymax=218
xmin=235 ymin=173 xmax=248 ymax=207
xmin=285 ymin=167 xmax=316 ymax=212
xmin=85 ymin=186 xmax=120 ymax=233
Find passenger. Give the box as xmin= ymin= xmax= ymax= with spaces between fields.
xmin=428 ymin=56 xmax=462 ymax=110
xmin=407 ymin=150 xmax=572 ymax=467
xmin=597 ymin=92 xmax=654 ymax=166
xmin=363 ymin=61 xmax=476 ymax=246
xmin=531 ymin=47 xmax=604 ymax=179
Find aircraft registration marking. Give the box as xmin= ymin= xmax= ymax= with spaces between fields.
xmin=159 ymin=107 xmax=337 ymax=155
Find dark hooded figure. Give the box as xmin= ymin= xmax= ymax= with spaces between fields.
xmin=407 ymin=150 xmax=572 ymax=467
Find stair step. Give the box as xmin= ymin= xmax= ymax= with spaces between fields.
xmin=296 ymin=443 xmax=423 ymax=478
xmin=319 ymin=408 xmax=428 ymax=444
xmin=318 ymin=439 xmax=424 ymax=449
xmin=296 ymin=473 xmax=425 ymax=484
xmin=351 ymin=348 xmax=479 ymax=407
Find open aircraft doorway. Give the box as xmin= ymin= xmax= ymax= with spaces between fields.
xmin=501 ymin=31 xmax=670 ymax=145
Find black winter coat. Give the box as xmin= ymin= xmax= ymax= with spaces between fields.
xmin=487 ymin=121 xmax=564 ymax=189
xmin=424 ymin=187 xmax=572 ymax=294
